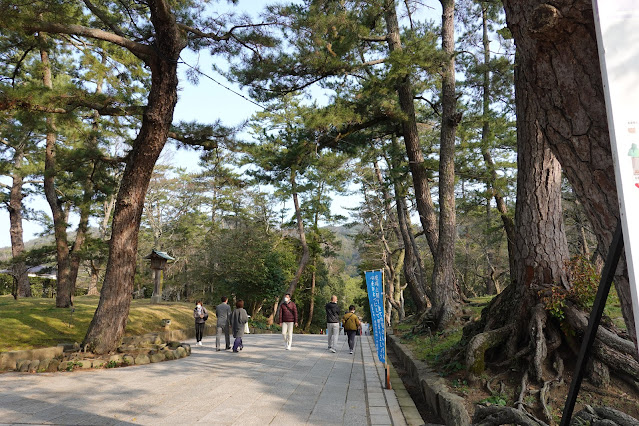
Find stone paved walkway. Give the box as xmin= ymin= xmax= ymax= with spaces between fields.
xmin=0 ymin=334 xmax=413 ymax=425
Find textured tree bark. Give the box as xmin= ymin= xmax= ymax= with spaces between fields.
xmin=87 ymin=260 xmax=100 ymax=296
xmin=383 ymin=0 xmax=439 ymax=256
xmin=9 ymin=144 xmax=30 ymax=298
xmin=374 ymin=155 xmax=429 ymax=314
xmin=430 ymin=0 xmax=461 ymax=329
xmin=513 ymin=79 xmax=570 ymax=293
xmin=304 ymin=264 xmax=316 ymax=331
xmin=68 ymin=198 xmax=90 ymax=296
xmin=461 ymin=50 xmax=571 ymax=386
xmin=284 ymin=168 xmax=310 ymax=298
xmin=40 ymin=41 xmax=73 ymax=308
xmin=83 ymin=0 xmax=187 ymax=353
xmin=501 ymin=0 xmax=636 ymax=344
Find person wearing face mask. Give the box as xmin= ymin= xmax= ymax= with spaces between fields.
xmin=278 ymin=293 xmax=298 ymax=350
xmin=193 ymin=300 xmax=209 ymax=346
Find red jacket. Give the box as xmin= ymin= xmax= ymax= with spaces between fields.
xmin=280 ymin=301 xmax=298 ymax=323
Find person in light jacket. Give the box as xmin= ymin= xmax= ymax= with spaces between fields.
xmin=230 ymin=299 xmax=248 ymax=352
xmin=342 ymin=305 xmax=361 ymax=355
xmin=193 ymin=300 xmax=208 ymax=346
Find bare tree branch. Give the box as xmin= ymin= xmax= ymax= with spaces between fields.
xmin=359 ymin=35 xmax=389 ymax=42
xmin=177 ymin=22 xmax=278 ymax=41
xmin=25 ymin=22 xmax=154 ymax=60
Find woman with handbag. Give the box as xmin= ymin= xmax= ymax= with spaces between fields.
xmin=230 ymin=299 xmax=249 ymax=352
xmin=193 ymin=300 xmax=208 ymax=346
xmin=342 ymin=305 xmax=361 ymax=355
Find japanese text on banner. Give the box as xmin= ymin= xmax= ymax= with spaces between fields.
xmin=365 ymin=270 xmax=385 ymax=364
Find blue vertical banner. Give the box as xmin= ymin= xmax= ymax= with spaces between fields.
xmin=365 ymin=270 xmax=385 ymax=364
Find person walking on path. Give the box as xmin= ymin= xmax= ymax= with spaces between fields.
xmin=279 ymin=294 xmax=298 ymax=350
xmin=343 ymin=305 xmax=361 ymax=354
xmin=193 ymin=300 xmax=208 ymax=346
xmin=215 ymin=296 xmax=232 ymax=351
xmin=230 ymin=300 xmax=248 ymax=352
xmin=325 ymin=295 xmax=340 ymax=353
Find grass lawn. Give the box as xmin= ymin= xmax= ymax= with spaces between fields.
xmin=0 ymin=295 xmax=207 ymax=352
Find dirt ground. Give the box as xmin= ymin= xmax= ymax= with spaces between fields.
xmin=393 ymin=329 xmax=639 ymax=425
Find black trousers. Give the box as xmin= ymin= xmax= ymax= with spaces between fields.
xmin=347 ymin=330 xmax=357 ymax=350
xmin=195 ymin=322 xmax=205 ymax=342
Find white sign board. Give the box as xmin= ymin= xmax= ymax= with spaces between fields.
xmin=593 ymin=0 xmax=639 ymax=352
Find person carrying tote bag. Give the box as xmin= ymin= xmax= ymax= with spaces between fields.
xmin=342 ymin=305 xmax=361 ymax=355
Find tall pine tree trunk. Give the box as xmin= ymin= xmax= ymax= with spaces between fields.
xmin=383 ymin=0 xmax=439 ymax=257
xmin=87 ymin=260 xmax=100 ymax=296
xmin=283 ymin=169 xmax=310 ymax=297
xmin=431 ymin=0 xmax=461 ymax=328
xmin=40 ymin=39 xmax=73 ymax=308
xmin=9 ymin=144 xmax=30 ymax=298
xmin=83 ymin=0 xmax=187 ymax=353
xmin=374 ymin=156 xmax=429 ymax=313
xmin=304 ymin=264 xmax=316 ymax=331
xmin=501 ymin=0 xmax=637 ymax=345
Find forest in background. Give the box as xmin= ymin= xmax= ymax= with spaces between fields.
xmin=1 ymin=0 xmax=638 ymax=423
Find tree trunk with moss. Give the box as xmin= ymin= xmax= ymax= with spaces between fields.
xmin=461 ymin=3 xmax=639 ymax=419
xmin=502 ymin=0 xmax=636 ymax=345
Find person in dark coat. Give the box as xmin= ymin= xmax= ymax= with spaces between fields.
xmin=279 ymin=293 xmax=298 ymax=350
xmin=325 ymin=295 xmax=340 ymax=353
xmin=215 ymin=296 xmax=232 ymax=351
xmin=193 ymin=300 xmax=208 ymax=346
xmin=230 ymin=299 xmax=248 ymax=352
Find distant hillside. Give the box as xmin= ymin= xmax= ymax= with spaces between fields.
xmin=0 ymin=228 xmax=99 ymax=262
xmin=326 ymin=224 xmax=362 ymax=277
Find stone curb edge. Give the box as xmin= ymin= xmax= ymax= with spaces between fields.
xmin=387 ymin=334 xmax=471 ymax=426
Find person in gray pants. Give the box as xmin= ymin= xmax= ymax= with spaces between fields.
xmin=216 ymin=296 xmax=232 ymax=351
xmin=325 ymin=295 xmax=340 ymax=353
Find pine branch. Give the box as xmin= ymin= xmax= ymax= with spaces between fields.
xmin=177 ymin=22 xmax=278 ymax=41
xmin=359 ymin=35 xmax=389 ymax=42
xmin=0 ymin=94 xmax=145 ymax=116
xmin=82 ymin=0 xmax=127 ymax=38
xmin=25 ymin=22 xmax=154 ymax=60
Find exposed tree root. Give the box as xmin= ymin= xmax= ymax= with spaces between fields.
xmin=466 ymin=324 xmax=515 ymax=375
xmin=571 ymin=405 xmax=639 ymax=426
xmin=459 ymin=284 xmax=639 ymax=425
xmin=473 ymin=405 xmax=549 ymax=426
xmin=515 ymin=370 xmax=529 ymax=411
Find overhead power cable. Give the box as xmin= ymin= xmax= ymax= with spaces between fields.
xmin=179 ymin=58 xmax=266 ymax=110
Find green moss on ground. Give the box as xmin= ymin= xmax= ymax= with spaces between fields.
xmin=0 ymin=295 xmax=205 ymax=352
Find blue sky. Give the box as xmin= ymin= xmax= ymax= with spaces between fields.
xmin=0 ymin=0 xmax=365 ymax=247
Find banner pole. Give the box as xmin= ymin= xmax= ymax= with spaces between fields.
xmin=382 ymin=269 xmax=391 ymax=390
xmin=559 ymin=220 xmax=624 ymax=425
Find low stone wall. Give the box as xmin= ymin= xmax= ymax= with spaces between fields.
xmin=1 ymin=327 xmax=201 ymax=373
xmin=387 ymin=334 xmax=471 ymax=426
xmin=0 ymin=346 xmax=64 ymax=371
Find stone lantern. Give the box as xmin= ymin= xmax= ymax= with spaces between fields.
xmin=145 ymin=249 xmax=175 ymax=304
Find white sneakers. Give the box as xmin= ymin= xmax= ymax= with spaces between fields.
xmin=349 ymin=350 xmax=353 ymax=354
xmin=330 ymin=348 xmax=336 ymax=353
xmin=197 ymin=341 xmax=203 ymax=346
xmin=285 ymin=346 xmax=291 ymax=350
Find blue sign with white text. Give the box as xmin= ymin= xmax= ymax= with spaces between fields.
xmin=365 ymin=270 xmax=385 ymax=364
